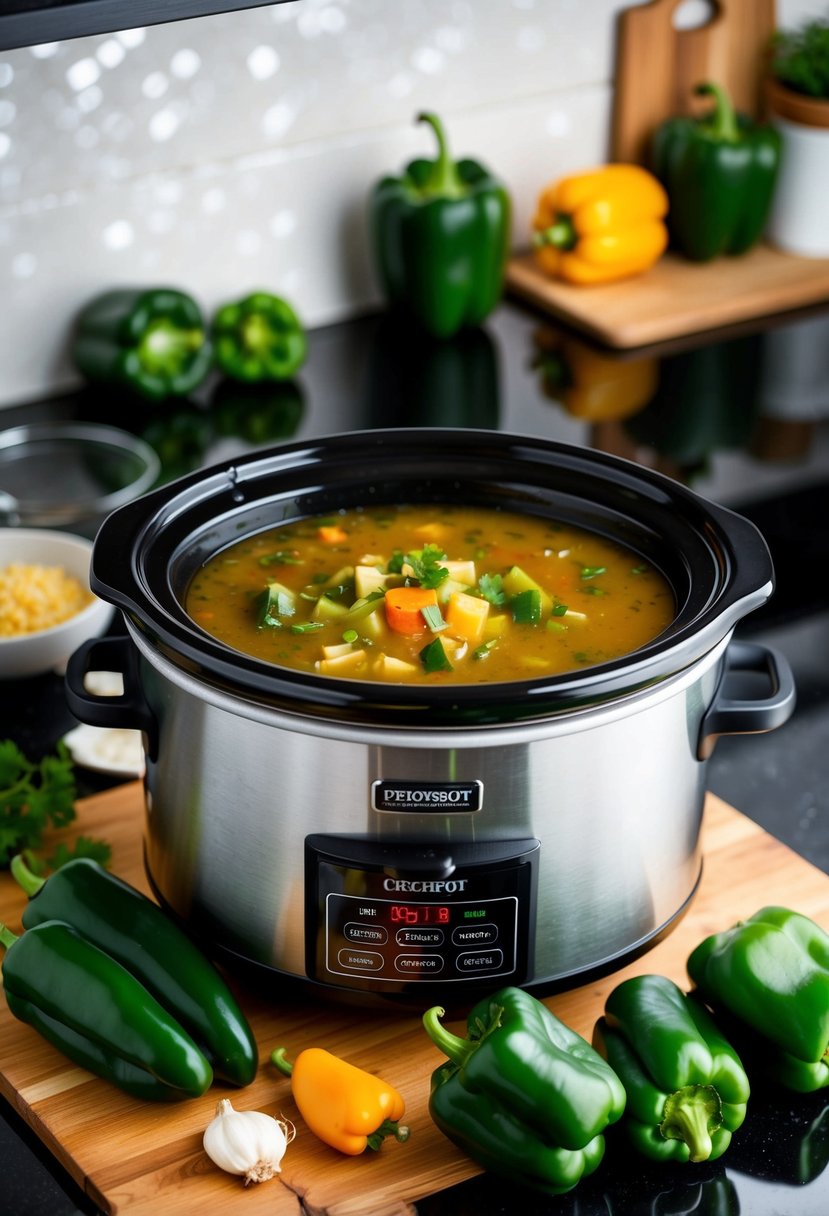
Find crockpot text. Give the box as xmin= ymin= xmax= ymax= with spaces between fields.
xmin=383 ymin=878 xmax=468 ymax=894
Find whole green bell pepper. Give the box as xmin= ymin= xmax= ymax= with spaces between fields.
xmin=687 ymin=905 xmax=829 ymax=1092
xmin=652 ymin=82 xmax=781 ymax=262
xmin=73 ymin=287 xmax=213 ymax=401
xmin=211 ymin=291 xmax=307 ymax=382
xmin=370 ymin=112 xmax=511 ymax=339
xmin=0 ymin=919 xmax=213 ymax=1100
xmin=11 ymin=854 xmax=258 ymax=1087
xmin=422 ymin=986 xmax=626 ymax=1195
xmin=593 ymin=974 xmax=750 ymax=1163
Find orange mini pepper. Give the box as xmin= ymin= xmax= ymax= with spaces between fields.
xmin=271 ymin=1046 xmax=409 ymax=1155
xmin=532 ymin=163 xmax=669 ymax=285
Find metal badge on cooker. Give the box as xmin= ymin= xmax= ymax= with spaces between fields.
xmin=372 ymin=779 xmax=483 ymax=813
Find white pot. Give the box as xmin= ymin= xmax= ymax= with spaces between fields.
xmin=766 ymin=81 xmax=829 ymax=258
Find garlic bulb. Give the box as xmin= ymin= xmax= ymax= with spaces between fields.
xmin=203 ymin=1098 xmax=295 ymax=1185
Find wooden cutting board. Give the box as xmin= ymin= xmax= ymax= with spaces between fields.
xmin=2 ymin=784 xmax=829 ymax=1216
xmin=506 ymin=0 xmax=829 ymax=348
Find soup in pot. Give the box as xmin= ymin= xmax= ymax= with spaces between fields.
xmin=185 ymin=504 xmax=675 ymax=684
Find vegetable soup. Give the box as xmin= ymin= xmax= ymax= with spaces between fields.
xmin=185 ymin=504 xmax=675 ymax=684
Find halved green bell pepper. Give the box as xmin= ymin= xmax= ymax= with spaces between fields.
xmin=652 ymin=81 xmax=781 ymax=262
xmin=423 ymin=986 xmax=626 ymax=1195
xmin=687 ymin=905 xmax=829 ymax=1092
xmin=73 ymin=287 xmax=212 ymax=402
xmin=211 ymin=291 xmax=307 ymax=382
xmin=370 ymin=112 xmax=511 ymax=339
xmin=593 ymin=974 xmax=750 ymax=1163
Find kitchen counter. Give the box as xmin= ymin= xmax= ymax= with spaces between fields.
xmin=2 ymin=292 xmax=829 ymax=1214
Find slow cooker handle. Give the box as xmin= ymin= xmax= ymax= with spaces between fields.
xmin=697 ymin=640 xmax=796 ymax=761
xmin=65 ymin=636 xmax=158 ymax=761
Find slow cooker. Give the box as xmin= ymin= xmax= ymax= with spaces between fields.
xmin=65 ymin=429 xmax=795 ymax=1008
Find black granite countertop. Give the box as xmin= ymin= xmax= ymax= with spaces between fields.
xmin=2 ymin=294 xmax=829 ymax=1215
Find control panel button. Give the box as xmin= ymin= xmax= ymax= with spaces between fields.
xmin=395 ymin=928 xmax=445 ymax=947
xmin=337 ymin=948 xmax=384 ymax=972
xmin=456 ymin=949 xmax=504 ymax=974
xmin=452 ymin=924 xmax=498 ymax=947
xmin=343 ymin=922 xmax=389 ymax=945
xmin=394 ymin=954 xmax=444 ymax=975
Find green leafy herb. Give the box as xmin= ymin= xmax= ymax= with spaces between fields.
xmin=387 ymin=550 xmax=405 ymax=574
xmin=1 ymin=741 xmax=110 ymax=870
xmin=405 ymin=544 xmax=449 ymax=590
xmin=290 ymin=621 xmax=326 ymax=634
xmin=259 ymin=550 xmax=302 ymax=567
xmin=478 ymin=572 xmax=506 ymax=605
xmin=580 ymin=566 xmax=607 ymax=581
xmin=472 ymin=640 xmax=498 ymax=660
xmin=771 ymin=18 xmax=829 ymax=99
xmin=256 ymin=584 xmax=295 ymax=627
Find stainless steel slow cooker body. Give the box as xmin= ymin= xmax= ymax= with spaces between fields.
xmin=67 ymin=429 xmax=795 ymax=1007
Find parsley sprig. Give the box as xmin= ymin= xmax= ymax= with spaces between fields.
xmin=402 ymin=544 xmax=449 ymax=590
xmin=0 ymin=740 xmax=111 ymax=871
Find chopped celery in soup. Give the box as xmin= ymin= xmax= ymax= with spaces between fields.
xmin=185 ymin=504 xmax=674 ymax=684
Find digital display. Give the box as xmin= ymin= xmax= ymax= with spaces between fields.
xmin=389 ymin=904 xmax=450 ymax=925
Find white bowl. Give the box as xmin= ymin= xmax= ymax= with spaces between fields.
xmin=0 ymin=528 xmax=115 ymax=679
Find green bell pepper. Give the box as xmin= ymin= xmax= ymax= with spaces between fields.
xmin=0 ymin=920 xmax=213 ymax=1100
xmin=652 ymin=81 xmax=781 ymax=262
xmin=11 ymin=854 xmax=258 ymax=1087
xmin=593 ymin=974 xmax=750 ymax=1163
xmin=422 ymin=986 xmax=626 ymax=1196
xmin=73 ymin=287 xmax=213 ymax=401
xmin=370 ymin=112 xmax=511 ymax=339
xmin=211 ymin=291 xmax=307 ymax=382
xmin=687 ymin=905 xmax=829 ymax=1092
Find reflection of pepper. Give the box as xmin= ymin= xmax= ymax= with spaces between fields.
xmin=624 ymin=334 xmax=761 ymax=474
xmin=0 ymin=920 xmax=213 ymax=1100
xmin=370 ymin=112 xmax=511 ymax=338
xmin=605 ymin=1172 xmax=740 ymax=1216
xmin=271 ymin=1046 xmax=409 ymax=1154
xmin=688 ymin=906 xmax=829 ymax=1093
xmin=532 ymin=165 xmax=668 ymax=285
xmin=652 ymin=82 xmax=781 ymax=262
xmin=365 ymin=314 xmax=499 ymax=429
xmin=140 ymin=401 xmax=214 ymax=482
xmin=211 ymin=377 xmax=305 ymax=444
xmin=423 ymin=987 xmax=626 ymax=1195
xmin=12 ymin=855 xmax=258 ymax=1087
xmin=532 ymin=326 xmax=657 ymax=421
xmin=593 ymin=975 xmax=749 ymax=1163
xmin=73 ymin=287 xmax=212 ymax=402
xmin=211 ymin=291 xmax=307 ymax=382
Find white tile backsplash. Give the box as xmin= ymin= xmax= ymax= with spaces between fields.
xmin=0 ymin=0 xmax=823 ymax=407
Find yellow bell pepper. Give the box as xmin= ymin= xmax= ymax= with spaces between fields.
xmin=532 ymin=325 xmax=658 ymax=421
xmin=271 ymin=1046 xmax=409 ymax=1155
xmin=532 ymin=164 xmax=669 ymax=285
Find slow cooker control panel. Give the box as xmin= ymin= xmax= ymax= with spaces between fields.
xmin=305 ymin=835 xmax=539 ymax=994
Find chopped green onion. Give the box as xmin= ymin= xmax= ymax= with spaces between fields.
xmin=259 ymin=550 xmax=302 ymax=566
xmin=551 ymin=602 xmax=568 ymax=616
xmin=290 ymin=621 xmax=326 ymax=634
xmin=420 ymin=638 xmax=453 ymax=673
xmin=472 ymin=640 xmax=498 ymax=660
xmin=421 ymin=603 xmax=448 ymax=632
xmin=546 ymin=619 xmax=566 ymax=633
xmin=580 ymin=566 xmax=607 ymax=580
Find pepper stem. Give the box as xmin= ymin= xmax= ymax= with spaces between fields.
xmin=660 ymin=1084 xmax=722 ymax=1162
xmin=416 ymin=112 xmax=466 ymax=200
xmin=533 ymin=217 xmax=578 ymax=251
xmin=10 ymin=853 xmax=45 ymax=898
xmin=366 ymin=1119 xmax=410 ymax=1151
xmin=270 ymin=1047 xmax=293 ymax=1077
xmin=695 ymin=81 xmax=739 ymax=143
xmin=0 ymin=923 xmax=19 ymax=951
xmin=422 ymin=1006 xmax=480 ymax=1068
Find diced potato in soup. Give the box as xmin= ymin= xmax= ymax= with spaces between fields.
xmin=185 ymin=504 xmax=674 ymax=685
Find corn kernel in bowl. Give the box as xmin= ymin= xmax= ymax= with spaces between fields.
xmin=0 ymin=563 xmax=94 ymax=637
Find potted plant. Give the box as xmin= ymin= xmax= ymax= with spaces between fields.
xmin=765 ymin=16 xmax=829 ymax=256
